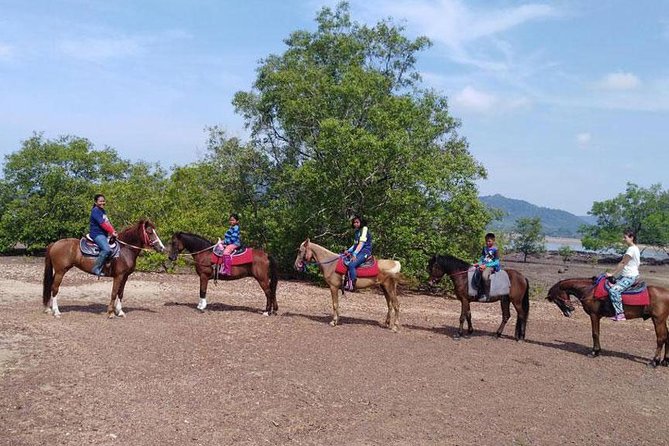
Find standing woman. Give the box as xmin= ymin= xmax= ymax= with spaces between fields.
xmin=344 ymin=215 xmax=372 ymax=291
xmin=90 ymin=194 xmax=118 ymax=276
xmin=606 ymin=228 xmax=641 ymax=321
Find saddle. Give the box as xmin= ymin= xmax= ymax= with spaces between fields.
xmin=79 ymin=234 xmax=121 ymax=258
xmin=211 ymin=245 xmax=253 ymax=266
xmin=467 ymin=268 xmax=510 ymax=301
xmin=592 ymin=275 xmax=649 ymax=306
xmin=335 ymin=256 xmax=379 ymax=277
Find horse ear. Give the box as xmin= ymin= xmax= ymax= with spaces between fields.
xmin=305 ymin=238 xmax=310 ymax=246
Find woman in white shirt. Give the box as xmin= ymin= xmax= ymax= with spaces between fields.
xmin=606 ymin=229 xmax=641 ymax=321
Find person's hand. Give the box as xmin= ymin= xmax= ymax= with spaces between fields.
xmin=605 ymin=272 xmax=612 ymax=277
xmin=112 ymin=231 xmax=118 ymax=238
xmin=351 ymin=255 xmax=357 ymax=261
xmin=479 ymin=264 xmax=486 ymax=271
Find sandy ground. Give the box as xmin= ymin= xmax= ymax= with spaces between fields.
xmin=1 ymin=254 xmax=668 ymax=445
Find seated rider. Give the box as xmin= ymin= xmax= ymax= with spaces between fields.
xmin=220 ymin=213 xmax=241 ymax=276
xmin=343 ymin=215 xmax=372 ymax=291
xmin=89 ymin=194 xmax=118 ymax=276
xmin=474 ymin=232 xmax=500 ymax=298
xmin=606 ymin=228 xmax=640 ymax=322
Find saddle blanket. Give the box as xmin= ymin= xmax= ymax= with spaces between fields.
xmin=335 ymin=256 xmax=379 ymax=277
xmin=467 ymin=268 xmax=510 ymax=298
xmin=593 ymin=275 xmax=650 ymax=306
xmin=79 ymin=236 xmax=121 ymax=258
xmin=211 ymin=247 xmax=253 ymax=266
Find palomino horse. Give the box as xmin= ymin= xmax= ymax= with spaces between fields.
xmin=167 ymin=232 xmax=278 ymax=315
xmin=42 ymin=219 xmax=165 ymax=318
xmin=546 ymin=278 xmax=669 ymax=366
xmin=294 ymin=239 xmax=402 ymax=332
xmin=427 ymin=254 xmax=530 ymax=340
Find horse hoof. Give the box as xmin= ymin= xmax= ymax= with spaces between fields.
xmin=53 ymin=313 xmax=61 ymax=319
xmin=43 ymin=307 xmax=52 ymax=314
xmin=330 ymin=320 xmax=337 ymax=327
xmin=661 ymin=359 xmax=669 ymax=367
xmin=647 ymin=360 xmax=659 ymax=368
xmin=117 ymin=312 xmax=126 ymax=318
xmin=589 ymin=351 xmax=600 ymax=358
xmin=262 ymin=311 xmax=269 ymax=317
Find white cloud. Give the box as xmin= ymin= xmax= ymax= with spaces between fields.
xmin=576 ymin=132 xmax=591 ymax=148
xmin=451 ymin=86 xmax=531 ymax=114
xmin=596 ymin=72 xmax=641 ymax=90
xmin=453 ymin=86 xmax=497 ymax=112
xmin=58 ymin=37 xmax=143 ymax=62
xmin=0 ymin=42 xmax=12 ymax=59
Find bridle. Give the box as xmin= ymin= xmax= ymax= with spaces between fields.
xmin=117 ymin=224 xmax=164 ymax=252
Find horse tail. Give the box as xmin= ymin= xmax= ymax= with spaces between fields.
xmin=43 ymin=244 xmax=54 ymax=306
xmin=268 ymin=254 xmax=279 ymax=299
xmin=522 ymin=277 xmax=530 ymax=317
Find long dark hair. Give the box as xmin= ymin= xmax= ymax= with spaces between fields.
xmin=351 ymin=215 xmax=368 ymax=228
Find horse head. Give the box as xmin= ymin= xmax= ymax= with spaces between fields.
xmin=546 ymin=281 xmax=575 ymax=317
xmin=427 ymin=255 xmax=446 ymax=285
xmin=142 ymin=220 xmax=165 ymax=252
xmin=168 ymin=232 xmax=186 ymax=261
xmin=294 ymin=238 xmax=313 ymax=272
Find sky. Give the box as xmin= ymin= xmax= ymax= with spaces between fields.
xmin=1 ymin=0 xmax=668 ymax=215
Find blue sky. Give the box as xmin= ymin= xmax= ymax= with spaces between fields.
xmin=1 ymin=0 xmax=667 ymax=215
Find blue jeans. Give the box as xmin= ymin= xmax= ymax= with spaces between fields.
xmin=93 ymin=234 xmax=111 ymax=260
xmin=609 ymin=275 xmax=637 ymax=314
xmin=345 ymin=252 xmax=369 ymax=281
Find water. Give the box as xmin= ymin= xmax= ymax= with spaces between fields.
xmin=545 ymin=237 xmax=668 ymax=260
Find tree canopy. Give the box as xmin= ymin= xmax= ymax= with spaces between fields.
xmin=581 ymin=183 xmax=669 ymax=253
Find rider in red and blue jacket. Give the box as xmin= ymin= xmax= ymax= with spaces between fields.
xmin=90 ymin=194 xmax=117 ymax=276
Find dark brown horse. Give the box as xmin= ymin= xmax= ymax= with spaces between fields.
xmin=167 ymin=232 xmax=278 ymax=315
xmin=546 ymin=277 xmax=669 ymax=366
xmin=427 ymin=254 xmax=530 ymax=340
xmin=42 ymin=219 xmax=165 ymax=318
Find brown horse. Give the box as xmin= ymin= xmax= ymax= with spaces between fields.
xmin=294 ymin=239 xmax=402 ymax=331
xmin=167 ymin=232 xmax=278 ymax=315
xmin=42 ymin=219 xmax=165 ymax=318
xmin=427 ymin=254 xmax=530 ymax=340
xmin=546 ymin=277 xmax=669 ymax=366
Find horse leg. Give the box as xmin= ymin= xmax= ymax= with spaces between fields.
xmin=255 ymin=273 xmax=273 ymax=317
xmin=107 ymin=277 xmax=123 ymax=318
xmin=49 ymin=271 xmax=67 ymax=318
xmin=197 ymin=274 xmax=209 ymax=312
xmin=329 ymin=286 xmax=340 ymax=327
xmin=389 ymin=280 xmax=400 ymax=332
xmin=496 ymin=297 xmax=511 ymax=338
xmin=114 ymin=275 xmax=130 ymax=318
xmin=649 ymin=316 xmax=668 ymax=367
xmin=380 ymin=284 xmax=393 ymax=328
xmin=589 ymin=314 xmax=602 ymax=357
xmin=456 ymin=299 xmax=472 ymax=338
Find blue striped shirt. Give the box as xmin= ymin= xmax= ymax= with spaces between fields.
xmin=224 ymin=224 xmax=241 ymax=247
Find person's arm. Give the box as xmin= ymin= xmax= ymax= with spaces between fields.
xmin=607 ymin=254 xmax=631 ymax=277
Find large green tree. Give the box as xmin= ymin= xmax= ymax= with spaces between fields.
xmin=232 ymin=2 xmax=488 ymax=273
xmin=0 ymin=134 xmax=131 ymax=251
xmin=581 ymin=183 xmax=669 ymax=252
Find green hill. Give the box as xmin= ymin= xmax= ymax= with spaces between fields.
xmin=480 ymin=194 xmax=591 ymax=237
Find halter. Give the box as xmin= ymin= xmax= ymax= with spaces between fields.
xmin=117 ymin=224 xmax=164 ymax=251
xmin=297 ymin=243 xmax=342 ymax=272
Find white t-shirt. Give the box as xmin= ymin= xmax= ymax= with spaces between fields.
xmin=621 ymin=244 xmax=641 ymax=277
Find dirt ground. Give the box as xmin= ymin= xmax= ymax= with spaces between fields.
xmin=1 ymin=254 xmax=669 ymax=446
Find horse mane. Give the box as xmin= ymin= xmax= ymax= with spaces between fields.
xmin=176 ymin=232 xmax=215 ymax=252
xmin=118 ymin=219 xmax=153 ymax=243
xmin=431 ymin=253 xmax=471 ymax=273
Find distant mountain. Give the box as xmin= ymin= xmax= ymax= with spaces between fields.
xmin=480 ymin=194 xmax=593 ymax=237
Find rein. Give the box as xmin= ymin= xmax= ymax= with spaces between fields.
xmin=174 ymin=244 xmax=217 ymax=257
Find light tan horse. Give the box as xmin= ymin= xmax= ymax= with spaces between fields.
xmin=294 ymin=239 xmax=402 ymax=331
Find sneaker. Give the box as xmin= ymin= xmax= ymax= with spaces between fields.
xmin=611 ymin=313 xmax=626 ymax=321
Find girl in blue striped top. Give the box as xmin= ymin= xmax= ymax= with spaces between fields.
xmin=221 ymin=213 xmax=241 ymax=275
